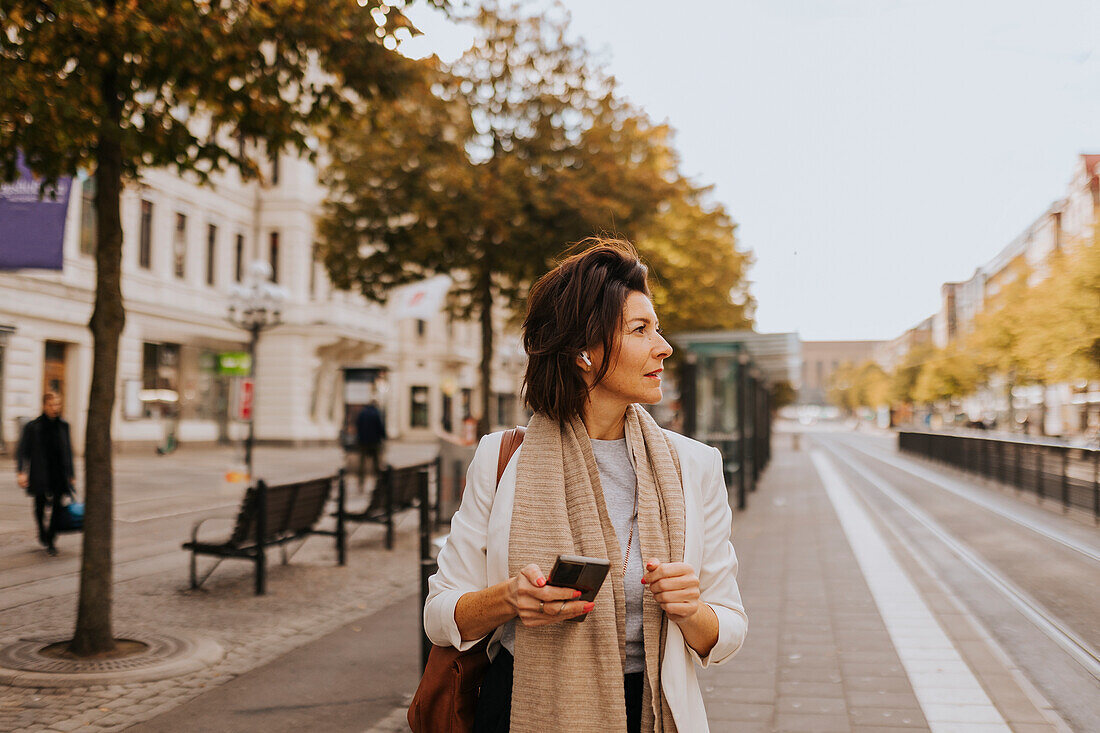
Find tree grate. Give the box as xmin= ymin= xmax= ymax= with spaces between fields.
xmin=0 ymin=633 xmax=194 ymax=674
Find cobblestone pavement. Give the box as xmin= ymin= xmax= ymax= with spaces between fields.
xmin=0 ymin=441 xmax=437 ymax=733
xmin=0 ymin=515 xmax=424 ymax=733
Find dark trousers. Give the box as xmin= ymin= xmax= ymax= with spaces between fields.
xmin=474 ymin=649 xmax=643 ymax=733
xmin=356 ymin=443 xmax=382 ymax=487
xmin=33 ymin=491 xmax=65 ymax=548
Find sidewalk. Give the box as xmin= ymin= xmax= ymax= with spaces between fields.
xmin=2 ymin=437 xmax=1071 ymax=732
xmin=697 ymin=436 xmax=1066 ymax=731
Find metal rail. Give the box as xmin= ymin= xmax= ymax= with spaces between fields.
xmin=898 ymin=431 xmax=1100 ymax=522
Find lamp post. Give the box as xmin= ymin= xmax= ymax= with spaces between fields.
xmin=228 ymin=260 xmax=287 ymax=480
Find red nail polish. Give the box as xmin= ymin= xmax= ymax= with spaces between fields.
xmin=583 ymin=601 xmax=595 ymax=612
xmin=640 ymin=578 xmax=647 ymax=584
xmin=537 ymin=577 xmax=546 ymax=587
xmin=572 ymin=590 xmax=582 ymax=598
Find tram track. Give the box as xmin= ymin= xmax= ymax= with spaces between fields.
xmin=817 ymin=438 xmax=1100 ymax=685
xmin=833 ymin=435 xmax=1100 ymax=564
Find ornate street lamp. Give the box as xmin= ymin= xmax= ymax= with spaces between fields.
xmin=228 ymin=260 xmax=287 ymax=479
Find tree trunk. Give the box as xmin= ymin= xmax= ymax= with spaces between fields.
xmin=71 ymin=61 xmax=125 ymax=656
xmin=477 ymin=258 xmax=494 ymax=438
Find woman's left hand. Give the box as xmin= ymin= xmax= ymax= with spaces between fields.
xmin=641 ymin=559 xmax=702 ymax=624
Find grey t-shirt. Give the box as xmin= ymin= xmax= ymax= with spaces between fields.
xmin=501 ymin=437 xmax=645 ymax=673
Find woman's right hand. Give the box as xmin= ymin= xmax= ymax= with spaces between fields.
xmin=508 ymin=563 xmax=594 ymax=627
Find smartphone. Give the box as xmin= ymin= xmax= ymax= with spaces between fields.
xmin=548 ymin=554 xmax=611 ymax=622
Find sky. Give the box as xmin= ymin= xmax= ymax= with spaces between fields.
xmin=400 ymin=0 xmax=1100 ymax=341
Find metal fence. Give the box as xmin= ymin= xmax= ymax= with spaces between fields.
xmin=898 ymin=431 xmax=1100 ymax=521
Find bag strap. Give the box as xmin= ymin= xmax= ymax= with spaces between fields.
xmin=495 ymin=426 xmax=526 ymax=488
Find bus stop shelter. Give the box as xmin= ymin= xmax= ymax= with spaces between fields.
xmin=674 ymin=331 xmax=801 ymax=510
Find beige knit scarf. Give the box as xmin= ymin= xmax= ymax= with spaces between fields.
xmin=508 ymin=405 xmax=685 ymax=733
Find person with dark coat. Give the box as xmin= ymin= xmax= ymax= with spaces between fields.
xmin=355 ymin=400 xmax=387 ymax=493
xmin=16 ymin=392 xmax=75 ymax=556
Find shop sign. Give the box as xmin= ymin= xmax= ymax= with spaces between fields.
xmin=218 ymin=351 xmax=252 ymax=376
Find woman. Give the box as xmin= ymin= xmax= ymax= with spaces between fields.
xmin=424 ymin=240 xmax=748 ymax=732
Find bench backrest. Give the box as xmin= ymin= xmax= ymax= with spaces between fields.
xmin=363 ymin=461 xmax=435 ymax=515
xmin=230 ymin=475 xmax=335 ymax=545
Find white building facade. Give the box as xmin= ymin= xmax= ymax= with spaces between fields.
xmin=0 ymin=151 xmax=526 ymax=453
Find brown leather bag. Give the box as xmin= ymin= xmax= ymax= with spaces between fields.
xmin=407 ymin=426 xmax=526 ymax=733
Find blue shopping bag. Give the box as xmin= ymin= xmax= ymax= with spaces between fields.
xmin=55 ymin=500 xmax=84 ymax=532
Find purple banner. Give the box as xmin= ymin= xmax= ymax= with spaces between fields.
xmin=0 ymin=156 xmax=72 ymax=271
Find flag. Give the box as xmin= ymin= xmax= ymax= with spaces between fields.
xmin=391 ymin=275 xmax=452 ymax=320
xmin=0 ymin=154 xmax=72 ymax=271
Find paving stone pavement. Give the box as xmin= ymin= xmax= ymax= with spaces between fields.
xmin=697 ymin=437 xmax=1066 ymax=733
xmin=699 ymin=443 xmax=929 ymax=731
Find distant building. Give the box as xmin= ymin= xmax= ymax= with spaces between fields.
xmin=799 ymin=340 xmax=883 ymax=406
xmin=885 ymin=153 xmax=1100 ymax=435
xmin=874 ymin=318 xmax=932 ymax=372
xmin=0 ymin=149 xmax=525 ymax=453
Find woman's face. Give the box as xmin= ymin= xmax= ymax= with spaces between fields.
xmin=585 ymin=291 xmax=673 ymax=408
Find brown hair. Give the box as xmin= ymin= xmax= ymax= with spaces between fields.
xmin=522 ymin=238 xmax=651 ymax=424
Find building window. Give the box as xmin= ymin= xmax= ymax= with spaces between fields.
xmin=205 ymin=223 xmax=217 ymax=286
xmin=410 ymin=386 xmax=429 ymax=428
xmin=79 ymin=176 xmax=96 ymax=255
xmin=461 ymin=388 xmax=473 ymax=419
xmin=142 ymin=342 xmax=180 ymax=418
xmin=179 ymin=348 xmax=222 ymax=421
xmin=173 ymin=212 xmax=187 ymax=279
xmin=138 ymin=200 xmax=153 ymax=269
xmin=270 ymin=149 xmax=280 ymax=185
xmin=269 ymin=231 xmax=279 ymax=283
xmin=416 ymin=319 xmax=427 ymax=338
xmin=496 ymin=392 xmax=516 ymax=427
xmin=441 ymin=392 xmax=453 ymax=433
xmin=235 ymin=234 xmax=244 ymax=283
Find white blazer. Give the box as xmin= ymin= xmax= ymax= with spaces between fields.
xmin=424 ymin=427 xmax=749 ymax=732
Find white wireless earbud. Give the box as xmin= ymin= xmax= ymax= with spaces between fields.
xmin=580 ymin=352 xmax=592 ymax=367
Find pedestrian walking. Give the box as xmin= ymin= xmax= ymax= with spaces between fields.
xmin=16 ymin=392 xmax=75 ymax=556
xmin=423 ymin=240 xmax=748 ymax=732
xmin=355 ymin=400 xmax=387 ymax=494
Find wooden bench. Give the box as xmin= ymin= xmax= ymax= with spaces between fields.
xmin=343 ymin=460 xmax=438 ymax=549
xmin=183 ymin=472 xmax=347 ymax=595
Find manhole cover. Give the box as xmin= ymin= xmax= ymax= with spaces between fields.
xmin=0 ymin=632 xmax=223 ymax=687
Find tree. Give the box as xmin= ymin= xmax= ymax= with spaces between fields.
xmin=1026 ymin=227 xmax=1100 ymax=383
xmin=912 ymin=345 xmax=980 ymax=407
xmin=888 ymin=341 xmax=934 ymax=408
xmin=827 ymin=361 xmax=860 ymax=413
xmin=1 ymin=0 xmax=434 ymax=656
xmin=319 ymin=2 xmax=683 ymax=435
xmin=769 ymin=379 xmax=797 ymax=413
xmin=639 ymin=181 xmax=754 ymax=334
xmin=855 ymin=361 xmax=890 ymax=409
xmin=969 ymin=268 xmax=1039 ymax=429
xmin=1057 ymin=225 xmax=1100 ymax=379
